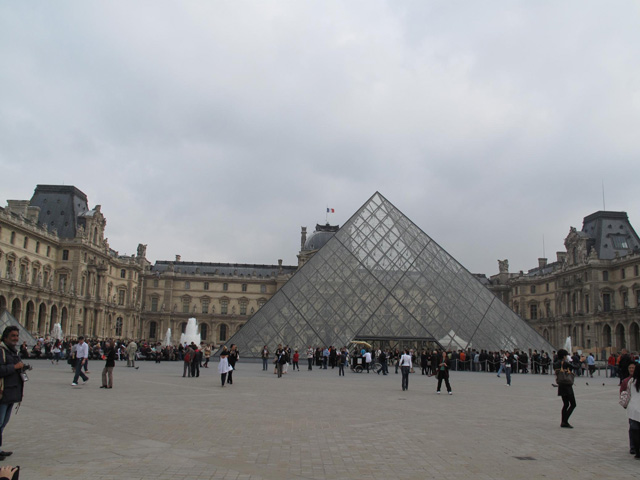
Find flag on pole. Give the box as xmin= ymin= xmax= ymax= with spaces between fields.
xmin=326 ymin=208 xmax=335 ymax=213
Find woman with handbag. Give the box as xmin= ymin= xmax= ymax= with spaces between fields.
xmin=554 ymin=349 xmax=576 ymax=428
xmin=620 ymin=363 xmax=637 ymax=454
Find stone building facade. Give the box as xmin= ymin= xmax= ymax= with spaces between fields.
xmin=140 ymin=259 xmax=296 ymax=344
xmin=484 ymin=211 xmax=640 ymax=355
xmin=0 ymin=185 xmax=297 ymax=344
xmin=0 ymin=185 xmax=147 ymax=339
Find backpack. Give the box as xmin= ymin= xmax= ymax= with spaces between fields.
xmin=184 ymin=352 xmax=193 ymax=363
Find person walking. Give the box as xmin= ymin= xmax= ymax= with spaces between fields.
xmin=127 ymin=340 xmax=137 ymax=368
xmin=0 ymin=326 xmax=26 ymax=459
xmin=292 ymin=349 xmax=300 ymax=371
xmin=218 ymin=346 xmax=232 ymax=387
xmin=625 ymin=365 xmax=640 ymax=458
xmin=377 ymin=350 xmax=388 ymax=375
xmin=307 ymin=346 xmax=314 ymax=371
xmin=554 ymin=349 xmax=576 ymax=428
xmin=227 ymin=344 xmax=239 ymax=385
xmin=504 ymin=351 xmax=512 ymax=386
xmin=261 ymin=345 xmax=270 ymax=371
xmin=436 ymin=351 xmax=452 ymax=395
xmin=203 ymin=344 xmax=212 ymax=368
xmin=100 ymin=340 xmax=115 ymax=389
xmin=621 ymin=363 xmax=637 ymax=454
xmin=338 ymin=348 xmax=347 ymax=376
xmin=399 ymin=349 xmax=412 ymax=391
xmin=275 ymin=345 xmax=286 ymax=378
xmin=71 ymin=336 xmax=89 ymax=386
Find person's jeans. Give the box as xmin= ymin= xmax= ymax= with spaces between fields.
xmin=323 ymin=357 xmax=328 ymax=369
xmin=308 ymin=358 xmax=313 ymax=370
xmin=401 ymin=366 xmax=410 ymax=390
xmin=505 ymin=366 xmax=511 ymax=385
xmin=497 ymin=364 xmax=504 ymax=376
xmin=0 ymin=403 xmax=14 ymax=448
xmin=262 ymin=358 xmax=269 ymax=370
xmin=73 ymin=359 xmax=89 ymax=383
xmin=102 ymin=366 xmax=114 ymax=387
xmin=339 ymin=363 xmax=345 ymax=376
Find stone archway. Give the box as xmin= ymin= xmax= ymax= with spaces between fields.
xmin=50 ymin=304 xmax=58 ymax=332
xmin=37 ymin=302 xmax=47 ymax=335
xmin=0 ymin=295 xmax=6 ymax=312
xmin=615 ymin=323 xmax=626 ymax=350
xmin=629 ymin=322 xmax=640 ymax=352
xmin=60 ymin=307 xmax=68 ymax=335
xmin=25 ymin=301 xmax=35 ymax=331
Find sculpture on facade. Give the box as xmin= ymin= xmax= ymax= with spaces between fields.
xmin=498 ymin=259 xmax=509 ymax=274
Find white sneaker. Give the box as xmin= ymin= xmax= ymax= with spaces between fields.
xmin=436 ymin=391 xmax=441 ymax=394
xmin=71 ymin=383 xmax=78 ymax=386
xmin=448 ymin=392 xmax=452 ymax=395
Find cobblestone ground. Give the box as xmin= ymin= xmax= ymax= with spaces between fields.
xmin=8 ymin=360 xmax=637 ymax=479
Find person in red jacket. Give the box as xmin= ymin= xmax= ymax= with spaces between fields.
xmin=292 ymin=350 xmax=300 ymax=371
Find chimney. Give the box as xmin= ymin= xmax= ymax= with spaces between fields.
xmin=557 ymin=252 xmax=567 ymax=263
xmin=301 ymin=227 xmax=307 ymax=250
xmin=538 ymin=258 xmax=547 ymax=269
xmin=175 ymin=255 xmax=181 ymax=262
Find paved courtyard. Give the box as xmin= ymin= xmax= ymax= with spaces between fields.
xmin=9 ymin=359 xmax=638 ymax=479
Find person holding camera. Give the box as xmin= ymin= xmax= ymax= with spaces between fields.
xmin=0 ymin=326 xmax=26 ymax=460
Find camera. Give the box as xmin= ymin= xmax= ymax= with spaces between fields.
xmin=20 ymin=363 xmax=33 ymax=382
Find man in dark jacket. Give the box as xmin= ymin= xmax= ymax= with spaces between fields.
xmin=0 ymin=326 xmax=25 ymax=459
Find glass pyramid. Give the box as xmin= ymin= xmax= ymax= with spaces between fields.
xmin=226 ymin=192 xmax=554 ymax=357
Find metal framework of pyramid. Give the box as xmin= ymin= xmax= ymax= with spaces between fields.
xmin=0 ymin=310 xmax=38 ymax=348
xmin=226 ymin=192 xmax=553 ymax=357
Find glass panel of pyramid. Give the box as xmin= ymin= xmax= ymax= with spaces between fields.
xmin=224 ymin=192 xmax=554 ymax=357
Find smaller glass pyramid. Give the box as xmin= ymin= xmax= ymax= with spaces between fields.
xmin=225 ymin=192 xmax=554 ymax=356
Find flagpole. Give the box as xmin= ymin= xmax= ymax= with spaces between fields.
xmin=326 ymin=205 xmax=328 ymax=224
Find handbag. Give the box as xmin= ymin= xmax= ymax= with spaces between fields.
xmin=620 ymin=381 xmax=632 ymax=408
xmin=556 ymin=362 xmax=574 ymax=386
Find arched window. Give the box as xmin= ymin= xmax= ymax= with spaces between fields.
xmin=219 ymin=324 xmax=227 ymax=342
xmin=200 ymin=323 xmax=208 ymax=341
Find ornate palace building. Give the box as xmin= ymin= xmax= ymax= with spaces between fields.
xmin=0 ymin=185 xmax=296 ymax=344
xmin=484 ymin=211 xmax=640 ymax=355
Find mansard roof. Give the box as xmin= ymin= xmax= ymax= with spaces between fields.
xmin=29 ymin=184 xmax=90 ymax=238
xmin=581 ymin=211 xmax=640 ymax=260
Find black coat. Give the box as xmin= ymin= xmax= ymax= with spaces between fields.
xmin=553 ymin=360 xmax=574 ymax=397
xmin=0 ymin=343 xmax=24 ymax=405
xmin=104 ymin=347 xmax=116 ymax=368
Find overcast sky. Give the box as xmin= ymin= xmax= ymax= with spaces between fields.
xmin=1 ymin=1 xmax=639 ymax=276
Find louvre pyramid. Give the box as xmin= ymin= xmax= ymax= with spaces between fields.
xmin=0 ymin=310 xmax=38 ymax=348
xmin=226 ymin=192 xmax=553 ymax=357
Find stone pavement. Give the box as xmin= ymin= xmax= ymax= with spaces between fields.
xmin=9 ymin=360 xmax=638 ymax=480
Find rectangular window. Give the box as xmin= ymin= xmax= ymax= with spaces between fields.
xmin=23 ymin=237 xmax=28 ymax=249
xmin=514 ymin=286 xmax=519 ymax=295
xmin=260 ymin=284 xmax=266 ymax=294
xmin=62 ymin=250 xmax=69 ymax=261
xmin=202 ymin=299 xmax=209 ymax=314
xmin=223 ymin=283 xmax=228 ymax=291
xmin=120 ymin=269 xmax=126 ymax=279
xmin=118 ymin=290 xmax=126 ymax=305
xmin=611 ymin=235 xmax=629 ymax=249
xmin=530 ymin=304 xmax=537 ymax=320
xmin=603 ymin=293 xmax=611 ymax=312
xmin=530 ymin=285 xmax=536 ymax=294
xmin=546 ymin=283 xmax=549 ymax=292
xmin=153 ymin=278 xmax=159 ymax=288
xmin=602 ymin=271 xmax=609 ymax=281
xmin=636 ymin=265 xmax=639 ymax=276
xmin=204 ymin=282 xmax=209 ymax=290
xmin=46 ymin=246 xmax=50 ymax=257
xmin=151 ymin=297 xmax=158 ymax=312
xmin=10 ymin=232 xmax=15 ymax=245
xmin=240 ymin=302 xmax=247 ymax=316
xmin=35 ymin=241 xmax=40 ymax=254
xmin=182 ymin=298 xmax=190 ymax=313
xmin=115 ymin=317 xmax=123 ymax=336
xmin=221 ymin=300 xmax=228 ymax=315
xmin=621 ymin=268 xmax=626 ymax=280
xmin=242 ymin=283 xmax=247 ymax=292
xmin=185 ymin=281 xmax=190 ymax=289
xmin=637 ymin=291 xmax=640 ymax=308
